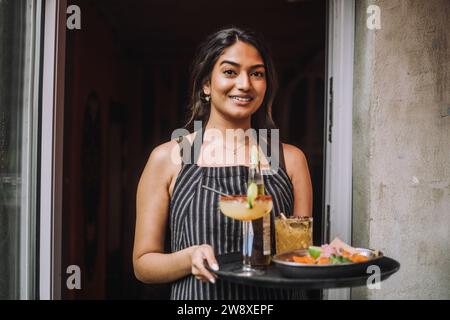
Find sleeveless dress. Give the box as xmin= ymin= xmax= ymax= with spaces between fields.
xmin=169 ymin=130 xmax=304 ymax=300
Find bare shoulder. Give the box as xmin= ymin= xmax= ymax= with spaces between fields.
xmin=139 ymin=139 xmax=182 ymax=188
xmin=148 ymin=131 xmax=197 ymax=164
xmin=282 ymin=143 xmax=307 ymax=163
xmin=282 ymin=143 xmax=309 ymax=178
xmin=149 ymin=139 xmax=179 ymax=167
xmin=139 ymin=132 xmax=197 ymax=186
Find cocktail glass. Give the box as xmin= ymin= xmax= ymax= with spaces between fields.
xmin=219 ymin=195 xmax=273 ymax=276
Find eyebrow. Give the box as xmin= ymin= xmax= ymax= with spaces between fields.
xmin=219 ymin=60 xmax=265 ymax=69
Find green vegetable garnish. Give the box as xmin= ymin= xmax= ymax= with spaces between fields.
xmin=330 ymin=255 xmax=340 ymax=264
xmin=246 ymin=182 xmax=258 ymax=209
xmin=308 ymin=246 xmax=322 ymax=259
xmin=330 ymin=255 xmax=352 ymax=264
xmin=341 ymin=257 xmax=352 ymax=263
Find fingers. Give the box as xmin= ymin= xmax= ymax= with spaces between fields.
xmin=192 ymin=260 xmax=215 ymax=284
xmin=204 ymin=249 xmax=219 ymax=273
xmin=191 ymin=245 xmax=219 ymax=284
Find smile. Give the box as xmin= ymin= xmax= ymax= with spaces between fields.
xmin=230 ymin=96 xmax=253 ymax=103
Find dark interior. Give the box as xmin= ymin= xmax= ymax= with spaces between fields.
xmin=63 ymin=0 xmax=326 ymax=299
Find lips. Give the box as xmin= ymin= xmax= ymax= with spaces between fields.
xmin=229 ymin=95 xmax=254 ymax=105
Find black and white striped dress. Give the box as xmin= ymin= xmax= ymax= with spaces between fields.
xmin=169 ymin=130 xmax=302 ymax=300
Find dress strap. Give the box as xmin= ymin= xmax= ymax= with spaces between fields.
xmin=278 ymin=140 xmax=287 ymax=171
xmin=175 ymin=129 xmax=204 ymax=166
xmin=190 ymin=129 xmax=204 ymax=165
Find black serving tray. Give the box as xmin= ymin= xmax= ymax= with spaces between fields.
xmin=210 ymin=252 xmax=400 ymax=290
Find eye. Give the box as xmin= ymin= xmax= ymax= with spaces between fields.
xmin=251 ymin=71 xmax=265 ymax=78
xmin=223 ymin=69 xmax=237 ymax=76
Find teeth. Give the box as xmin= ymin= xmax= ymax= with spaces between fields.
xmin=231 ymin=96 xmax=252 ymax=102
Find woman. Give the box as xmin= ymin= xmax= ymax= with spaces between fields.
xmin=133 ymin=27 xmax=313 ymax=299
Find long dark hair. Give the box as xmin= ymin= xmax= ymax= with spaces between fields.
xmin=185 ymin=27 xmax=278 ymax=132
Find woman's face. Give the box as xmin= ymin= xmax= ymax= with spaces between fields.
xmin=204 ymin=41 xmax=267 ymax=122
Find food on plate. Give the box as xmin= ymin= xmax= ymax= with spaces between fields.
xmin=292 ymin=237 xmax=371 ymax=265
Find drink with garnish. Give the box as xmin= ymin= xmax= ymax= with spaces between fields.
xmin=218 ymin=145 xmax=273 ymax=275
xmin=275 ymin=215 xmax=313 ymax=254
xmin=219 ymin=195 xmax=273 ymax=275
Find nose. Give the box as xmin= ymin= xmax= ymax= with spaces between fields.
xmin=236 ymin=73 xmax=251 ymax=91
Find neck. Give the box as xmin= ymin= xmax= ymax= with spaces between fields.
xmin=204 ymin=109 xmax=252 ymax=136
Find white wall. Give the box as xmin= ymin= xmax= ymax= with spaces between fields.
xmin=352 ymin=0 xmax=450 ymax=299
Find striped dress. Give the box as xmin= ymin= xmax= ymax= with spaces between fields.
xmin=169 ymin=130 xmax=303 ymax=300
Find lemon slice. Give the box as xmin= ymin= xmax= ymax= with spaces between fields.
xmin=246 ymin=182 xmax=258 ymax=209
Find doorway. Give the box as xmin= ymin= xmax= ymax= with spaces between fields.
xmin=62 ymin=0 xmax=327 ymax=299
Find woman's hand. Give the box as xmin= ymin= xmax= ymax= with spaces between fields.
xmin=190 ymin=244 xmax=219 ymax=284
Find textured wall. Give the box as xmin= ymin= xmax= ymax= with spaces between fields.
xmin=353 ymin=0 xmax=450 ymax=299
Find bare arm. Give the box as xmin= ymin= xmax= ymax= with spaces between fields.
xmin=133 ymin=141 xmax=218 ymax=284
xmin=283 ymin=143 xmax=313 ymax=217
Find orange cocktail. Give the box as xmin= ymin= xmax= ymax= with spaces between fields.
xmin=219 ymin=195 xmax=273 ymax=275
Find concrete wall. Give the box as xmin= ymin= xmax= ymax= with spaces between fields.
xmin=352 ymin=0 xmax=450 ymax=299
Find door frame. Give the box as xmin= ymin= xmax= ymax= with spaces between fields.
xmin=39 ymin=0 xmax=66 ymax=300
xmin=37 ymin=0 xmax=355 ymax=300
xmin=323 ymin=0 xmax=355 ymax=300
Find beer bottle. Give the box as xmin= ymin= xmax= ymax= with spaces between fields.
xmin=248 ymin=145 xmax=271 ymax=266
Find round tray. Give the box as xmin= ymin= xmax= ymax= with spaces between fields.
xmin=210 ymin=252 xmax=400 ymax=289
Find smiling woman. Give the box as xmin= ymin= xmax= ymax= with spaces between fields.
xmin=133 ymin=27 xmax=313 ymax=300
